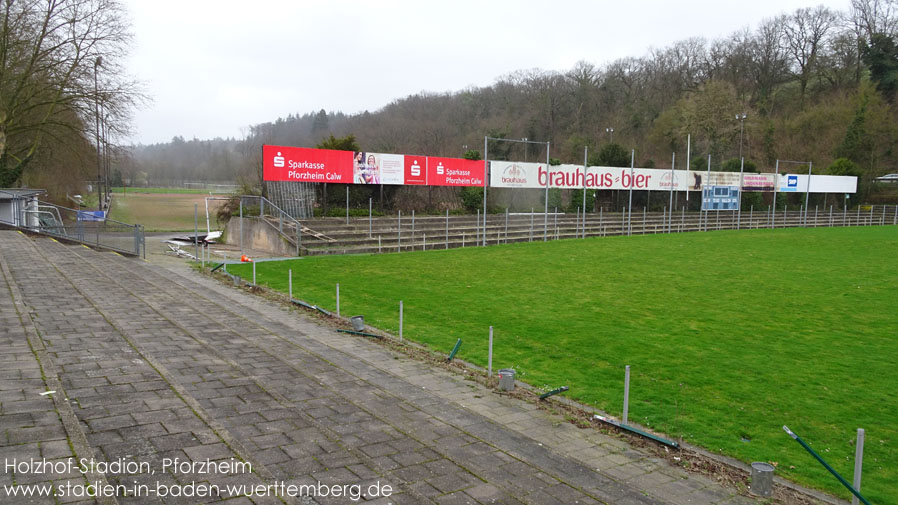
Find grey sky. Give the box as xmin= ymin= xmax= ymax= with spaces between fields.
xmin=123 ymin=0 xmax=850 ymax=145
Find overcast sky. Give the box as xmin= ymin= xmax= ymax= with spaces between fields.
xmin=123 ymin=0 xmax=850 ymax=145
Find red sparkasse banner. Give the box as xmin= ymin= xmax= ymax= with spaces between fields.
xmin=263 ymin=145 xmax=353 ymax=183
xmin=403 ymin=156 xmax=427 ymax=185
xmin=427 ymin=157 xmax=485 ymax=187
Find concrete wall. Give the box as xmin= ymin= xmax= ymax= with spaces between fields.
xmin=225 ymin=217 xmax=296 ymax=257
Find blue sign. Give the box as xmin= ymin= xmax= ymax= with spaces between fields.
xmin=77 ymin=210 xmax=106 ymax=222
xmin=702 ymin=185 xmax=740 ymax=211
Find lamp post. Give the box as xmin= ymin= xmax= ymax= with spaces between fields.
xmin=605 ymin=127 xmax=614 ymax=143
xmin=736 ymin=113 xmax=747 ymax=160
xmin=94 ymin=57 xmax=102 ymax=211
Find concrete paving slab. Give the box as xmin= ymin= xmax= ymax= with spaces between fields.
xmin=0 ymin=231 xmax=799 ymax=505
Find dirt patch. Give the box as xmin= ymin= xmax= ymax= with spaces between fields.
xmin=108 ymin=192 xmax=227 ymax=231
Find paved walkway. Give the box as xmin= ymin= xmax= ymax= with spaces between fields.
xmin=0 ymin=230 xmax=761 ymax=505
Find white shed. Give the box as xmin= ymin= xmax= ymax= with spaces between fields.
xmin=0 ymin=189 xmax=45 ymax=227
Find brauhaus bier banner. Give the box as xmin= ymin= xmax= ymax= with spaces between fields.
xmin=488 ymin=161 xmax=855 ymax=193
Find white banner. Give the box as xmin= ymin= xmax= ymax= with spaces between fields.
xmin=778 ymin=174 xmax=857 ymax=193
xmin=490 ymin=162 xmax=856 ymax=194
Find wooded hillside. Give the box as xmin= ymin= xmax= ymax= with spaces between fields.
xmin=130 ymin=1 xmax=898 ymax=209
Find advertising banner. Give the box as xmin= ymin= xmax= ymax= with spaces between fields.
xmin=490 ymin=162 xmax=691 ymax=191
xmin=778 ymin=174 xmax=857 ymax=193
xmin=355 ymin=152 xmax=405 ymax=185
xmin=77 ymin=210 xmax=106 ymax=222
xmin=404 ymin=156 xmax=427 ymax=185
xmin=263 ymin=145 xmax=353 ymax=183
xmin=264 ymin=145 xmax=484 ymax=187
xmin=427 ymin=157 xmax=485 ymax=187
xmin=741 ymin=173 xmax=776 ymax=191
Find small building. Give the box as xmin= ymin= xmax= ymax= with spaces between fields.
xmin=0 ymin=189 xmax=45 ymax=227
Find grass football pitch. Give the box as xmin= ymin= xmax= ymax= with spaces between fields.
xmin=229 ymin=226 xmax=897 ymax=503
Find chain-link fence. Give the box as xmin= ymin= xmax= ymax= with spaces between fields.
xmin=22 ymin=201 xmax=144 ymax=257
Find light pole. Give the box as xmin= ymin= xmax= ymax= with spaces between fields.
xmin=94 ymin=57 xmax=102 ymax=211
xmin=605 ymin=127 xmax=614 ymax=143
xmin=736 ymin=113 xmax=747 ymax=160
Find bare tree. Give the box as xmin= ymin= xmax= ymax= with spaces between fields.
xmin=0 ymin=0 xmax=140 ymax=187
xmin=850 ymin=0 xmax=898 ymax=40
xmin=780 ymin=6 xmax=840 ymax=107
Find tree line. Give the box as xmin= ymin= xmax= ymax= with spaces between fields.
xmin=1 ymin=0 xmax=141 ymax=206
xmin=7 ymin=1 xmax=897 ymax=212
xmin=227 ymin=0 xmax=896 ymax=211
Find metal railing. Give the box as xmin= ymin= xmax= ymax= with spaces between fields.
xmin=22 ymin=201 xmax=144 ymax=257
xmin=239 ymin=195 xmax=302 ymax=255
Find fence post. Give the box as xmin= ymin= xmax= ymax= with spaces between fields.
xmin=346 ymin=186 xmax=349 ymax=225
xmin=288 ymin=269 xmax=292 ymax=299
xmin=530 ymin=209 xmax=534 ymax=242
xmin=369 ymin=198 xmax=373 ymax=238
xmin=623 ymin=365 xmax=631 ymax=425
xmin=554 ymin=207 xmax=558 ymax=239
xmin=446 ymin=209 xmax=450 ymax=249
xmin=252 ymin=261 xmax=256 ymax=285
xmin=505 ymin=208 xmax=509 ymax=243
xmin=239 ymin=197 xmax=243 ymax=255
xmin=398 ymin=210 xmax=402 ymax=252
xmin=133 ymin=225 xmax=140 ymax=257
xmin=194 ymin=203 xmax=199 ymax=260
xmin=488 ymin=326 xmax=493 ymax=377
xmin=399 ymin=300 xmax=403 ymax=341
xmin=852 ymin=428 xmax=865 ymax=505
xmin=336 ymin=283 xmax=340 ymax=316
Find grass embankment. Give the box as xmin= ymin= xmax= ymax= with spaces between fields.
xmin=230 ymin=226 xmax=898 ymax=504
xmin=107 ymin=192 xmax=223 ymax=231
xmin=110 ymin=186 xmax=230 ymax=194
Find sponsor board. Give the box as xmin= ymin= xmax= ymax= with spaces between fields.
xmin=427 ymin=157 xmax=485 ymax=187
xmin=263 ymin=145 xmax=854 ymax=193
xmin=264 ymin=145 xmax=483 ymax=187
xmin=77 ymin=210 xmax=106 ymax=222
xmin=490 ymin=162 xmax=686 ymax=190
xmin=777 ymin=174 xmax=857 ymax=193
xmin=264 ymin=145 xmax=353 ymax=183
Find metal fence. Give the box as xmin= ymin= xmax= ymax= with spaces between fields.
xmin=239 ymin=195 xmax=303 ymax=256
xmin=23 ymin=201 xmax=145 ymax=257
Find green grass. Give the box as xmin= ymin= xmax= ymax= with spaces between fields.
xmin=229 ymin=227 xmax=898 ymax=504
